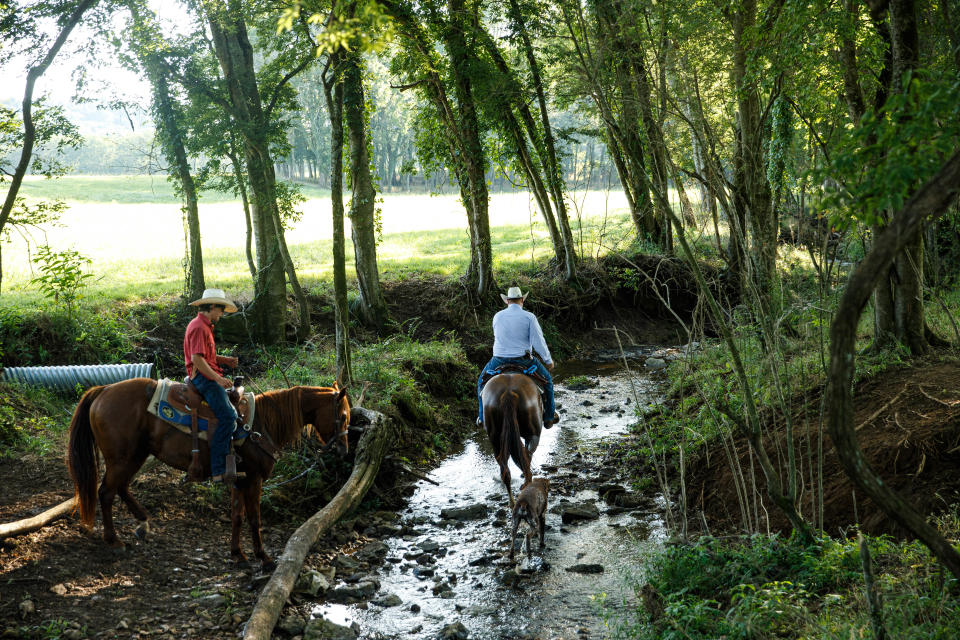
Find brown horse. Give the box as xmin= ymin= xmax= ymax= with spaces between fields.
xmin=67 ymin=378 xmax=350 ymax=570
xmin=480 ymin=373 xmax=544 ymax=506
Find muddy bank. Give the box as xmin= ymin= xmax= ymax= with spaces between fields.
xmin=683 ymin=357 xmax=960 ymax=537
xmin=379 ymin=255 xmax=703 ymax=365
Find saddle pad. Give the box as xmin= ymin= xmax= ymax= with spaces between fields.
xmin=480 ymin=365 xmax=545 ymax=395
xmin=146 ymin=378 xmax=253 ymax=441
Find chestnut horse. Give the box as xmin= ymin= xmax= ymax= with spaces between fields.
xmin=480 ymin=373 xmax=543 ymax=506
xmin=67 ymin=378 xmax=350 ymax=570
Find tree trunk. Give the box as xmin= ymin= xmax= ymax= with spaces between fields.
xmin=0 ymin=0 xmax=98 ymax=293
xmin=827 ymin=151 xmax=960 ymax=580
xmin=889 ymin=0 xmax=927 ymax=354
xmin=731 ymin=0 xmax=777 ymax=313
xmin=228 ymin=150 xmax=258 ymax=281
xmin=559 ymin=0 xmax=653 ymax=240
xmin=205 ymin=0 xmax=287 ymax=344
xmin=144 ymin=60 xmax=204 ymax=300
xmin=474 ymin=31 xmax=564 ymax=264
xmin=324 ymin=56 xmax=353 ymax=385
xmin=343 ymin=52 xmax=389 ymax=330
xmin=446 ymin=0 xmax=493 ymax=299
xmin=242 ymin=408 xmax=395 ymax=640
xmin=506 ymin=0 xmax=577 ymax=279
xmin=268 ymin=176 xmax=311 ymax=341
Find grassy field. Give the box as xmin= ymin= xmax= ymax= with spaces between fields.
xmin=4 ymin=175 xmax=636 ymax=303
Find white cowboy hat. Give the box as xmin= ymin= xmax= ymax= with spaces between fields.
xmin=500 ymin=286 xmax=528 ymax=304
xmin=189 ymin=288 xmax=238 ymax=313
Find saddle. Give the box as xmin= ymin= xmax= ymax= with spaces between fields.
xmin=479 ymin=362 xmax=550 ymax=394
xmin=147 ymin=377 xmax=252 ymax=482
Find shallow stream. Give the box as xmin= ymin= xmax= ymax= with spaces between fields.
xmin=315 ymin=357 xmax=669 ymax=639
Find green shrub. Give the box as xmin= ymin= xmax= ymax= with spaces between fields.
xmin=0 ymin=303 xmax=133 ymax=367
xmin=605 ymin=533 xmax=960 ymax=639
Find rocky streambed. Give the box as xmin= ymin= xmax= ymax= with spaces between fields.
xmin=275 ymin=356 xmax=673 ymax=640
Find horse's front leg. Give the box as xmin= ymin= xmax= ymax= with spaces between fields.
xmin=119 ymin=486 xmax=151 ymax=541
xmin=230 ymin=487 xmax=249 ymax=567
xmin=241 ymin=481 xmax=275 ymax=572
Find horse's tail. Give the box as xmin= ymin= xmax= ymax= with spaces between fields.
xmin=501 ymin=391 xmax=532 ymax=484
xmin=68 ymin=385 xmax=107 ymax=529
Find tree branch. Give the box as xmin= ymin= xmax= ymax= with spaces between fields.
xmin=264 ymin=54 xmax=316 ymax=120
xmin=827 ymin=150 xmax=960 ymax=579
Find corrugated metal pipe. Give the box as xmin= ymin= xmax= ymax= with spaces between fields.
xmin=0 ymin=363 xmax=156 ymax=391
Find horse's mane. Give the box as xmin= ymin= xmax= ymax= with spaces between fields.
xmin=252 ymin=387 xmax=305 ymax=447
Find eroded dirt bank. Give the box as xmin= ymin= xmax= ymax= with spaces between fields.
xmin=684 ymin=357 xmax=960 ymax=537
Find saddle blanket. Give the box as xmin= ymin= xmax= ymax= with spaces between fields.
xmin=146 ymin=378 xmax=253 ymax=441
xmin=480 ymin=363 xmax=546 ymax=394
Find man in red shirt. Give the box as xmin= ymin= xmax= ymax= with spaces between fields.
xmin=184 ymin=288 xmax=239 ymax=482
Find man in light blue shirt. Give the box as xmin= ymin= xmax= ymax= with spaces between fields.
xmin=477 ymin=286 xmax=558 ymax=428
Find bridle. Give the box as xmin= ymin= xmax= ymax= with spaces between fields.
xmin=316 ymin=389 xmax=350 ymax=453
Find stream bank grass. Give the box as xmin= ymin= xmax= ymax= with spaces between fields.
xmin=602 ymin=528 xmax=960 ymax=639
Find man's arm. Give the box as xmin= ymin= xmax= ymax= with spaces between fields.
xmin=191 ymin=354 xmax=232 ymax=388
xmin=529 ymin=315 xmax=553 ymax=368
xmin=216 ymin=355 xmax=238 ymax=369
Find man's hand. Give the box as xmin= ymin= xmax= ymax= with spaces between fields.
xmin=218 ymin=375 xmax=233 ymax=389
xmin=547 ymin=361 xmax=556 ymax=372
xmin=220 ymin=356 xmax=239 ymax=369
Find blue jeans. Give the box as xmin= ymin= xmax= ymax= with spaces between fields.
xmin=192 ymin=372 xmax=238 ymax=477
xmin=477 ymin=355 xmax=554 ymax=424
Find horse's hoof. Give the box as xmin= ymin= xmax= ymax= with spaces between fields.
xmin=106 ymin=540 xmax=126 ymax=552
xmin=134 ymin=521 xmax=151 ymax=540
xmin=261 ymin=559 xmax=277 ymax=573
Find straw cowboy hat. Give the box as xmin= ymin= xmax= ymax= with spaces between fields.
xmin=500 ymin=286 xmax=529 ymax=304
xmin=189 ymin=288 xmax=238 ymax=313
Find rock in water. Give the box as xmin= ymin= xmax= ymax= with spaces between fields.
xmin=304 ymin=617 xmax=359 ymax=640
xmin=438 ymin=621 xmax=469 ymax=639
xmin=439 ymin=504 xmax=488 ymax=521
xmin=565 ymin=563 xmax=604 ymax=574
xmin=560 ymin=502 xmax=600 ymax=523
xmin=295 ymin=569 xmax=331 ymax=596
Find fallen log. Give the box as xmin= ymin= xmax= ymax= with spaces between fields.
xmin=243 ymin=407 xmax=395 ymax=640
xmin=0 ymin=497 xmax=76 ymax=540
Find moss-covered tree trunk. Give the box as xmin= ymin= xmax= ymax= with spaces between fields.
xmin=146 ymin=61 xmax=204 ymax=300
xmin=445 ymin=0 xmax=493 ymax=299
xmin=205 ymin=0 xmax=287 ymax=344
xmin=731 ymin=0 xmax=777 ymax=312
xmin=889 ymin=0 xmax=927 ymax=354
xmin=324 ymin=54 xmax=352 ymax=384
xmin=342 ymin=51 xmax=388 ymax=330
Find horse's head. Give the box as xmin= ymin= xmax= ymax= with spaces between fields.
xmin=302 ymin=383 xmax=351 ymax=457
